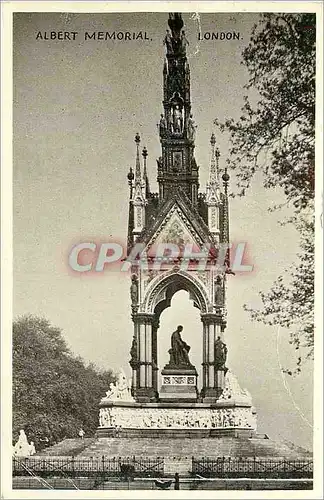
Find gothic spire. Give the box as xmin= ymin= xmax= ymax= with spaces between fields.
xmin=222 ymin=167 xmax=230 ymax=196
xmin=134 ymin=132 xmax=141 ymax=185
xmin=132 ymin=132 xmax=146 ymax=204
xmin=157 ymin=13 xmax=199 ymax=204
xmin=127 ymin=167 xmax=134 ymax=198
xmin=208 ymin=133 xmax=220 ymax=187
xmin=142 ymin=146 xmax=150 ymax=197
xmin=206 ymin=133 xmax=221 ymax=205
xmin=222 ymin=168 xmax=230 ymax=264
xmin=131 ymin=133 xmax=146 ymax=237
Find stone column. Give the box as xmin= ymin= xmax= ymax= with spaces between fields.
xmin=202 ymin=321 xmax=208 ymax=389
xmin=131 ymin=313 xmax=157 ymax=402
xmin=214 ymin=323 xmax=227 ymax=397
xmin=151 ymin=317 xmax=160 ymax=395
xmin=130 ymin=323 xmax=138 ymax=394
xmin=201 ymin=313 xmax=226 ymax=402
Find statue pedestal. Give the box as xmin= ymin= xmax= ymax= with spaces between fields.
xmin=97 ymin=400 xmax=257 ymax=438
xmin=159 ymin=367 xmax=198 ymax=402
xmin=98 ymin=369 xmax=257 ymax=438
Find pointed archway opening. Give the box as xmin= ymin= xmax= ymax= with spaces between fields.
xmin=131 ymin=270 xmax=210 ymax=401
xmin=157 ymin=290 xmax=202 ymax=391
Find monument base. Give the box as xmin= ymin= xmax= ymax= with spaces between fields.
xmin=98 ymin=400 xmax=257 ymax=436
xmin=98 ymin=370 xmax=257 ymax=438
xmin=159 ymin=367 xmax=198 ymax=402
xmin=96 ymin=425 xmax=256 ymax=439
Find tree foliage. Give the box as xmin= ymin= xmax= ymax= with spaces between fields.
xmin=215 ymin=13 xmax=316 ymax=372
xmin=216 ymin=13 xmax=315 ymax=210
xmin=244 ymin=210 xmax=314 ymax=371
xmin=13 ymin=315 xmax=115 ymax=449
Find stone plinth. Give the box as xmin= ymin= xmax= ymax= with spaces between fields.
xmin=98 ymin=400 xmax=257 ymax=438
xmin=97 ymin=369 xmax=257 ymax=438
xmin=159 ymin=367 xmax=198 ymax=402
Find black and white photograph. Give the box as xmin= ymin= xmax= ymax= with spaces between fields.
xmin=1 ymin=1 xmax=323 ymax=497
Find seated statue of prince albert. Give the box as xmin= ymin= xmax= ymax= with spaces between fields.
xmin=167 ymin=325 xmax=193 ymax=368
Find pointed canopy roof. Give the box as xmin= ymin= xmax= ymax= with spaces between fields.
xmin=135 ymin=188 xmax=218 ymax=255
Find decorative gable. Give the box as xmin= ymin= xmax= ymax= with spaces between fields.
xmin=148 ymin=206 xmax=203 ymax=251
xmin=137 ymin=193 xmax=217 ymax=261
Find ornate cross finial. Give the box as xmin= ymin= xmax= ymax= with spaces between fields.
xmin=168 ymin=13 xmax=184 ymax=39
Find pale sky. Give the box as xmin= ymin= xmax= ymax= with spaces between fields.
xmin=13 ymin=12 xmax=313 ymax=449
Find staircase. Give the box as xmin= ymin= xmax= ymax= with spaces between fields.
xmin=37 ymin=438 xmax=96 ymax=457
xmin=37 ymin=436 xmax=311 ymax=459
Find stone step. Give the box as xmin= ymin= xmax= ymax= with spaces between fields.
xmin=78 ymin=437 xmax=311 ymax=459
xmin=36 ymin=438 xmax=96 ymax=457
xmin=37 ymin=436 xmax=311 ymax=460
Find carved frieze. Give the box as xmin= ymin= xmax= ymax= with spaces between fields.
xmin=98 ymin=405 xmax=257 ymax=430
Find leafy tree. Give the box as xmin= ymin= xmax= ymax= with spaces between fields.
xmin=215 ymin=13 xmax=316 ymax=371
xmin=13 ymin=315 xmax=115 ymax=449
xmin=216 ymin=13 xmax=315 ymax=209
xmin=244 ymin=210 xmax=314 ymax=371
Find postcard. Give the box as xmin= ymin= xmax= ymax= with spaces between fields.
xmin=1 ymin=1 xmax=323 ymax=498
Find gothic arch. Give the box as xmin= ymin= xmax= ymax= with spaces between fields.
xmin=142 ymin=270 xmax=209 ymax=317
